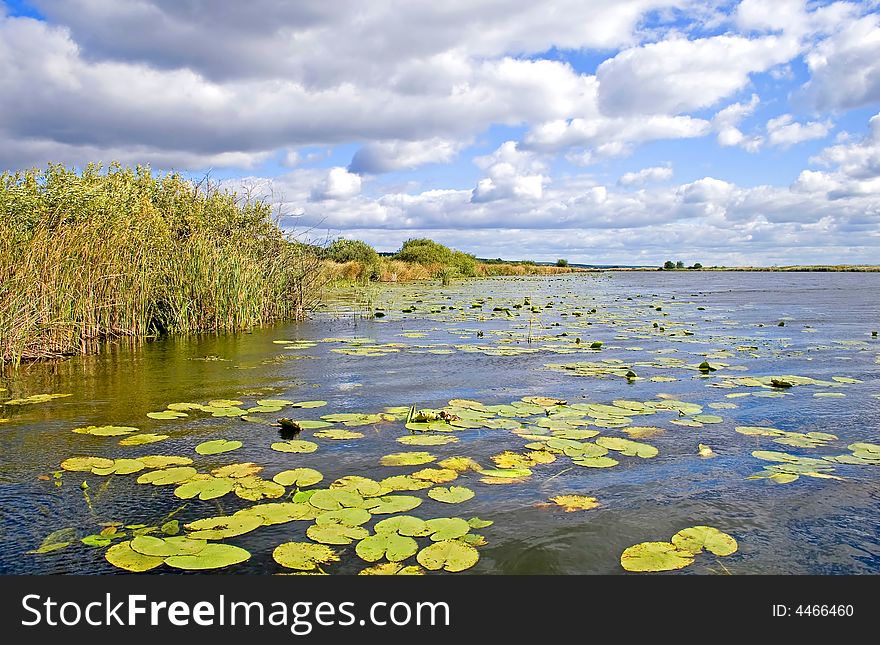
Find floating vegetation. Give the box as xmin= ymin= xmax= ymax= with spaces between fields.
xmin=3 ymin=393 xmax=71 ymax=406
xmin=621 ymin=526 xmax=737 ymax=572
xmin=194 ymin=439 xmax=243 ymax=455
xmin=271 ymin=439 xmax=319 ymax=453
xmin=549 ymin=495 xmax=600 ymax=512
xmin=72 ymin=425 xmax=139 ymax=437
xmin=273 ymin=542 xmax=340 ymax=571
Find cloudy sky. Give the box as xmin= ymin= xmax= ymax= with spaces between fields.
xmin=2 ymin=0 xmax=879 ymax=265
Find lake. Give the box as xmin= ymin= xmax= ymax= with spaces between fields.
xmin=1 ymin=271 xmax=878 ymax=574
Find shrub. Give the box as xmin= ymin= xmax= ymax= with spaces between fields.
xmin=663 ymin=260 xmax=676 ymax=270
xmin=394 ymin=238 xmax=476 ymax=276
xmin=556 ymin=258 xmax=569 ymax=267
xmin=324 ymin=238 xmax=379 ymax=265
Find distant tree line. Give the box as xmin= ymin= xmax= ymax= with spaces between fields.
xmin=661 ymin=260 xmax=703 ymax=270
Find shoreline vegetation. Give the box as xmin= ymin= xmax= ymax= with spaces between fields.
xmin=1 ymin=164 xmax=877 ymax=365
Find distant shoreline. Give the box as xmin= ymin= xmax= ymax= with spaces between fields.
xmin=574 ymin=265 xmax=880 ymax=272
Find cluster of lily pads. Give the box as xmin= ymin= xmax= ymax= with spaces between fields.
xmin=621 ymin=526 xmax=738 ymax=572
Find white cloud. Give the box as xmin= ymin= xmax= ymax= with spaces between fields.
xmin=766 ymin=114 xmax=833 ymax=148
xmin=310 ymin=167 xmax=362 ymax=201
xmin=803 ymin=11 xmax=880 ymax=110
xmin=619 ymin=165 xmax=673 ymax=186
xmin=470 ymin=142 xmax=547 ymax=202
xmin=595 ymin=34 xmax=801 ymax=116
xmin=712 ymin=94 xmax=763 ymax=152
xmin=348 ymin=138 xmax=465 ymax=174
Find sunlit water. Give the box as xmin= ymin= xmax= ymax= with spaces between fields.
xmin=1 ymin=272 xmax=879 ymax=574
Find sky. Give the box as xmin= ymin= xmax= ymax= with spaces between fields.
xmin=1 ymin=0 xmax=879 ymax=265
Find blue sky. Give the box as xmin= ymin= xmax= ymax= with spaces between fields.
xmin=1 ymin=1 xmax=879 ymax=265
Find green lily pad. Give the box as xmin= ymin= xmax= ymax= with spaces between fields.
xmin=331 ymin=476 xmax=389 ymax=497
xmin=130 ymin=535 xmax=207 ymax=557
xmin=596 ymin=436 xmax=658 ymax=458
xmin=195 ymin=439 xmax=242 ymax=455
xmin=309 ymin=489 xmax=368 ymax=511
xmin=467 ymin=517 xmax=493 ymax=529
xmin=358 ymin=563 xmax=425 ymax=575
xmin=549 ymin=495 xmax=601 ymax=512
xmin=355 ymin=533 xmax=419 ymax=563
xmin=478 ymin=467 xmax=532 ymax=479
xmin=292 ymin=401 xmax=328 ymax=408
xmin=271 ymin=439 xmax=319 ymax=453
xmin=397 ymin=435 xmax=459 ymax=446
xmin=374 ymin=515 xmax=431 ymax=537
xmin=92 ymin=458 xmax=147 ymax=475
xmin=571 ymin=456 xmax=619 ymax=468
xmin=173 ymin=476 xmax=235 ymax=500
xmin=72 ymin=425 xmax=139 ymax=437
xmin=147 ymin=411 xmax=188 ymax=420
xmin=307 ymin=524 xmax=370 ymax=545
xmin=425 ymin=518 xmax=471 ymax=541
xmin=416 ymin=540 xmax=479 ymax=572
xmin=237 ymin=502 xmax=320 ymax=525
xmin=136 ymin=466 xmax=198 ymax=485
xmin=380 ymin=475 xmax=434 ymax=491
xmin=366 ymin=495 xmax=423 ymax=515
xmin=411 ymin=468 xmax=458 ymax=484
xmin=313 ymin=429 xmax=365 ymax=440
xmin=165 ymin=544 xmax=251 ymax=570
xmin=427 ymin=486 xmax=475 ymax=504
xmin=105 ymin=541 xmax=165 ymax=572
xmin=380 ymin=451 xmax=436 ymax=467
xmin=119 ymin=433 xmax=169 ymax=446
xmin=315 ymin=508 xmax=372 ymax=527
xmin=671 ymin=526 xmax=738 ymax=556
xmin=620 ymin=541 xmax=695 ymax=572
xmin=60 ymin=456 xmax=114 ymax=472
xmin=273 ymin=542 xmax=340 ymax=571
xmin=184 ymin=513 xmax=263 ymax=540
xmin=273 ymin=468 xmax=323 ymax=487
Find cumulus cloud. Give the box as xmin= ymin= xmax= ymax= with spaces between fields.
xmin=470 ymin=141 xmax=547 ymax=202
xmin=310 ymin=167 xmax=362 ymax=201
xmin=596 ymin=34 xmax=801 ymax=116
xmin=618 ymin=165 xmax=673 ymax=186
xmin=349 ymin=138 xmax=465 ymax=174
xmin=803 ymin=11 xmax=880 ymax=110
xmin=712 ymin=94 xmax=763 ymax=152
xmin=766 ymin=114 xmax=833 ymax=148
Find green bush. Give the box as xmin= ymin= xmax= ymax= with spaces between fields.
xmin=325 ymin=238 xmax=379 ymax=265
xmin=394 ymin=238 xmax=476 ymax=276
xmin=556 ymin=258 xmax=569 ymax=267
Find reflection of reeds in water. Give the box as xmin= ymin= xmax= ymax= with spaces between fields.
xmin=0 ymin=164 xmax=324 ymax=365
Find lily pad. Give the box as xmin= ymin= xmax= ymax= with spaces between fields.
xmin=313 ymin=429 xmax=365 ymax=440
xmin=184 ymin=513 xmax=263 ymax=540
xmin=60 ymin=456 xmax=114 ymax=472
xmin=309 ymin=489 xmax=368 ymax=511
xmin=307 ymin=523 xmax=370 ymax=545
xmin=273 ymin=542 xmax=339 ymax=571
xmin=367 ymin=495 xmax=423 ymax=515
xmin=549 ymin=495 xmax=600 ymax=512
xmin=358 ymin=563 xmax=425 ymax=575
xmin=427 ymin=486 xmax=475 ymax=504
xmin=105 ymin=541 xmax=166 ymax=572
xmin=271 ymin=439 xmax=319 ymax=453
xmin=195 ymin=439 xmax=242 ymax=455
xmin=416 ymin=540 xmax=479 ymax=572
xmin=356 ymin=533 xmax=419 ymax=563
xmin=174 ymin=475 xmax=235 ymax=500
xmin=147 ymin=411 xmax=188 ymax=420
xmin=620 ymin=541 xmax=695 ymax=572
xmin=411 ymin=468 xmax=458 ymax=484
xmin=671 ymin=526 xmax=738 ymax=556
xmin=130 ymin=535 xmax=207 ymax=557
xmin=315 ymin=508 xmax=372 ymax=527
xmin=425 ymin=518 xmax=471 ymax=541
xmin=165 ymin=544 xmax=251 ymax=570
xmin=136 ymin=466 xmax=198 ymax=485
xmin=28 ymin=528 xmax=77 ymax=554
xmin=331 ymin=476 xmax=389 ymax=497
xmin=380 ymin=451 xmax=436 ymax=467
xmin=397 ymin=435 xmax=459 ymax=446
xmin=138 ymin=455 xmax=193 ymax=469
xmin=380 ymin=475 xmax=434 ymax=491
xmin=596 ymin=436 xmax=658 ymax=458
xmin=273 ymin=468 xmax=324 ymax=487
xmin=119 ymin=433 xmax=169 ymax=446
xmin=72 ymin=425 xmax=139 ymax=437
xmin=374 ymin=515 xmax=431 ymax=537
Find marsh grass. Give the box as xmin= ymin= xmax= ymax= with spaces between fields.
xmin=0 ymin=163 xmax=322 ymax=365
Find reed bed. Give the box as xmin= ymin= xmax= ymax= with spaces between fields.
xmin=0 ymin=164 xmax=322 ymax=365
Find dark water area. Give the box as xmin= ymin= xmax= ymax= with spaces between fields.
xmin=1 ymin=272 xmax=878 ymax=574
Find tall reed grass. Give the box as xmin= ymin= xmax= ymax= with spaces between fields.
xmin=0 ymin=163 xmax=322 ymax=365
